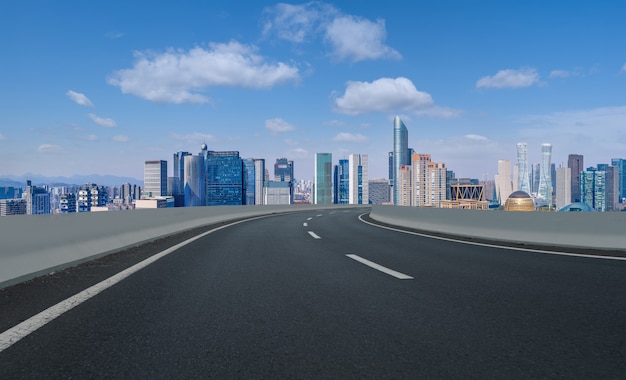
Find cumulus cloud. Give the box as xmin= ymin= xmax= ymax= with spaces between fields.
xmin=263 ymin=2 xmax=399 ymax=62
xmin=37 ymin=144 xmax=63 ymax=153
xmin=332 ymin=132 xmax=367 ymax=143
xmin=334 ymin=77 xmax=441 ymax=116
xmin=66 ymin=90 xmax=94 ymax=107
xmin=108 ymin=41 xmax=300 ymax=104
xmin=113 ymin=135 xmax=129 ymax=142
xmin=325 ymin=16 xmax=400 ymax=62
xmin=88 ymin=113 xmax=117 ymax=128
xmin=476 ymin=68 xmax=539 ymax=89
xmin=171 ymin=132 xmax=216 ymax=144
xmin=265 ymin=118 xmax=295 ymax=133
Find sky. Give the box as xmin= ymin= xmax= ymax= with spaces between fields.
xmin=1 ymin=1 xmax=625 ymax=183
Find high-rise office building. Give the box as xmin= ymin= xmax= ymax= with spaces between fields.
xmin=314 ymin=153 xmax=332 ymax=205
xmin=173 ymin=151 xmax=191 ymax=193
xmin=349 ymin=154 xmax=368 ymax=205
xmin=581 ymin=168 xmax=606 ymax=211
xmin=143 ymin=160 xmax=167 ymax=198
xmin=205 ymin=151 xmax=244 ymax=206
xmin=555 ymin=167 xmax=571 ymax=209
xmin=254 ymin=159 xmax=265 ymax=205
xmin=23 ymin=180 xmax=51 ymax=215
xmin=388 ymin=152 xmax=394 ymax=184
xmin=610 ymin=158 xmax=625 ymax=202
xmin=393 ymin=116 xmax=408 ymax=205
xmin=411 ymin=153 xmax=431 ymax=207
xmin=495 ymin=160 xmax=513 ymax=205
xmin=568 ymin=154 xmax=584 ymax=203
xmin=605 ymin=166 xmax=619 ymax=211
xmin=184 ymin=155 xmax=206 ymax=207
xmin=538 ymin=143 xmax=552 ymax=203
xmin=273 ymin=158 xmax=294 ymax=204
xmin=531 ymin=163 xmax=540 ymax=194
xmin=243 ymin=158 xmax=256 ymax=205
xmin=334 ymin=159 xmax=349 ymax=204
xmin=516 ymin=142 xmax=531 ymax=193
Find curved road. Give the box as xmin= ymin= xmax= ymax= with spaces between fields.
xmin=1 ymin=207 xmax=625 ymax=378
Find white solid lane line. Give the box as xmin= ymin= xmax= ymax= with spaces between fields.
xmin=346 ymin=254 xmax=414 ymax=280
xmin=303 ymin=222 xmax=308 ymax=227
xmin=0 ymin=215 xmax=272 ymax=354
xmin=308 ymin=231 xmax=322 ymax=239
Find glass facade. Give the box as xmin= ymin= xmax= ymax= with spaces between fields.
xmin=254 ymin=159 xmax=265 ymax=205
xmin=184 ymin=155 xmax=205 ymax=207
xmin=349 ymin=154 xmax=368 ymax=205
xmin=393 ymin=116 xmax=408 ymax=205
xmin=314 ymin=153 xmax=332 ymax=204
xmin=243 ymin=158 xmax=256 ymax=205
xmin=206 ymin=151 xmax=244 ymax=206
xmin=537 ymin=144 xmax=552 ymax=202
xmin=334 ymin=159 xmax=349 ymax=204
xmin=568 ymin=154 xmax=584 ymax=202
xmin=581 ymin=168 xmax=606 ymax=211
xmin=516 ymin=142 xmax=530 ymax=193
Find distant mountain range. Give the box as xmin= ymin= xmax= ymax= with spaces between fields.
xmin=0 ymin=174 xmax=142 ymax=188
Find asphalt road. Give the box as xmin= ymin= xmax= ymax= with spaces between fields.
xmin=1 ymin=207 xmax=625 ymax=378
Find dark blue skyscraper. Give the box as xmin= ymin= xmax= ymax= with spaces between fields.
xmin=393 ymin=116 xmax=408 ymax=205
xmin=243 ymin=158 xmax=256 ymax=205
xmin=334 ymin=159 xmax=349 ymax=204
xmin=205 ymin=151 xmax=244 ymax=205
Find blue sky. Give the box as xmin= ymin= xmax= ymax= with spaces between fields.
xmin=1 ymin=1 xmax=625 ymax=182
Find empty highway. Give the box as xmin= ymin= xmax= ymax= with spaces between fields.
xmin=1 ymin=207 xmax=625 ymax=378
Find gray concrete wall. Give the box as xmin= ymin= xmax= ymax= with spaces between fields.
xmin=370 ymin=205 xmax=626 ymax=251
xmin=0 ymin=205 xmax=345 ymax=288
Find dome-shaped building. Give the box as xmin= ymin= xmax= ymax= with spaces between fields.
xmin=504 ymin=191 xmax=535 ymax=211
xmin=557 ymin=202 xmax=596 ymax=212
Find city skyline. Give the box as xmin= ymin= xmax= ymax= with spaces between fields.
xmin=1 ymin=2 xmax=626 ymax=181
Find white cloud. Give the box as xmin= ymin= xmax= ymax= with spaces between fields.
xmin=265 ymin=118 xmax=295 ymax=133
xmin=263 ymin=2 xmax=399 ymax=62
xmin=549 ymin=70 xmax=570 ymax=78
xmin=334 ymin=77 xmax=438 ymax=116
xmin=66 ymin=90 xmax=94 ymax=107
xmin=0 ymin=134 xmax=6 ymax=141
xmin=113 ymin=135 xmax=129 ymax=142
xmin=324 ymin=16 xmax=401 ymax=62
xmin=171 ymin=132 xmax=216 ymax=144
xmin=465 ymin=134 xmax=489 ymax=141
xmin=287 ymin=147 xmax=309 ymax=158
xmin=108 ymin=41 xmax=300 ymax=104
xmin=622 ymin=63 xmax=626 ymax=72
xmin=37 ymin=144 xmax=63 ymax=153
xmin=476 ymin=68 xmax=539 ymax=89
xmin=88 ymin=113 xmax=117 ymax=128
xmin=262 ymin=2 xmax=335 ymax=43
xmin=82 ymin=134 xmax=98 ymax=141
xmin=332 ymin=132 xmax=367 ymax=143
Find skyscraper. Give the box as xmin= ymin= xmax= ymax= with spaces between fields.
xmin=516 ymin=142 xmax=530 ymax=193
xmin=254 ymin=159 xmax=265 ymax=205
xmin=568 ymin=154 xmax=583 ymax=203
xmin=205 ymin=151 xmax=244 ymax=206
xmin=183 ymin=155 xmax=205 ymax=207
xmin=610 ymin=158 xmax=625 ymax=202
xmin=581 ymin=168 xmax=606 ymax=211
xmin=537 ymin=143 xmax=552 ymax=203
xmin=334 ymin=159 xmax=349 ymax=204
xmin=314 ymin=153 xmax=332 ymax=205
xmin=349 ymin=154 xmax=368 ymax=205
xmin=173 ymin=151 xmax=191 ymax=194
xmin=495 ymin=160 xmax=513 ymax=205
xmin=144 ymin=160 xmax=167 ymax=198
xmin=555 ymin=167 xmax=571 ymax=209
xmin=243 ymin=158 xmax=256 ymax=205
xmin=392 ymin=116 xmax=408 ymax=205
xmin=411 ymin=153 xmax=431 ymax=207
xmin=274 ymin=158 xmax=294 ymax=203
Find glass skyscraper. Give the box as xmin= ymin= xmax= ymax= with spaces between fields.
xmin=184 ymin=155 xmax=205 ymax=207
xmin=206 ymin=151 xmax=244 ymax=206
xmin=243 ymin=158 xmax=256 ymax=205
xmin=537 ymin=143 xmax=552 ymax=202
xmin=334 ymin=159 xmax=349 ymax=204
xmin=581 ymin=168 xmax=606 ymax=211
xmin=393 ymin=116 xmax=408 ymax=205
xmin=516 ymin=142 xmax=530 ymax=193
xmin=314 ymin=153 xmax=332 ymax=205
xmin=568 ymin=154 xmax=584 ymax=203
xmin=349 ymin=154 xmax=368 ymax=205
xmin=254 ymin=159 xmax=265 ymax=205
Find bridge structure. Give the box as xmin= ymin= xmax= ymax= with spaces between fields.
xmin=1 ymin=205 xmax=625 ymax=377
